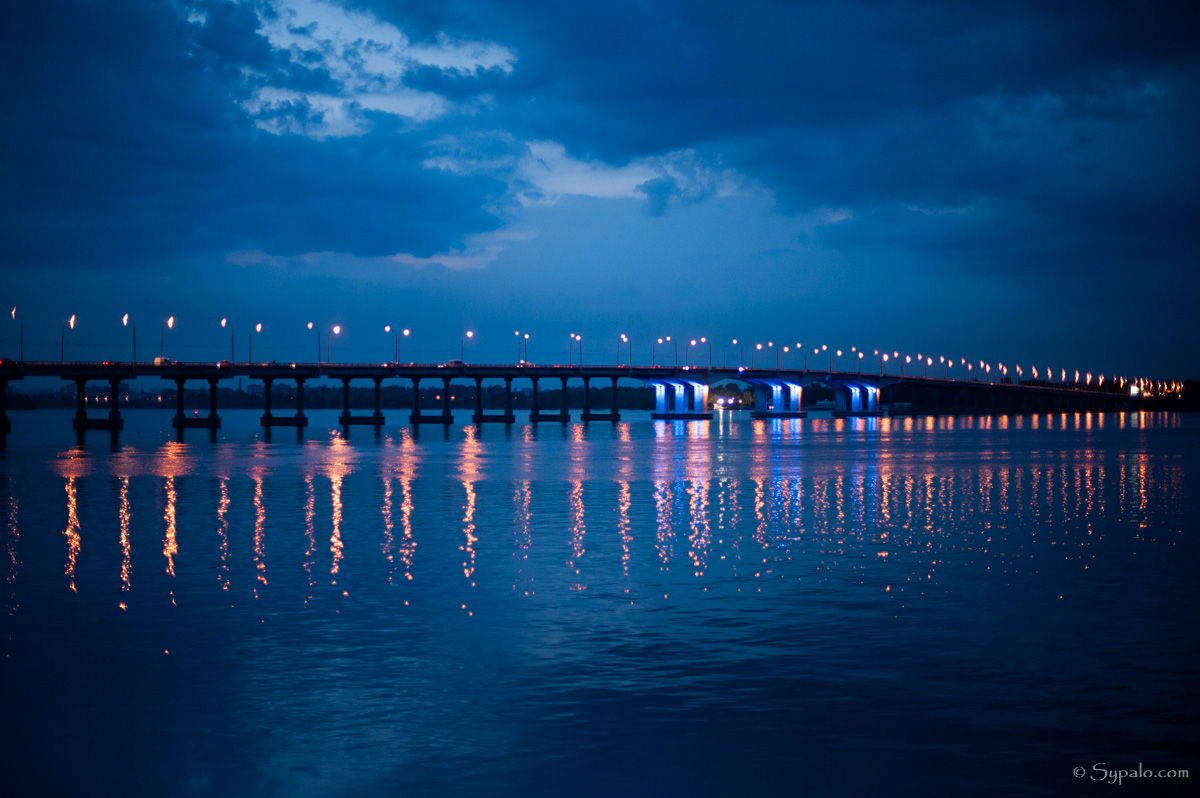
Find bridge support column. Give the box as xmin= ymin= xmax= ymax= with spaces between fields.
xmin=472 ymin=376 xmax=515 ymax=423
xmin=73 ymin=379 xmax=86 ymax=429
xmin=71 ymin=378 xmax=123 ymax=432
xmin=336 ymin=377 xmax=381 ymax=428
xmin=208 ymin=379 xmax=220 ymax=423
xmin=0 ymin=379 xmax=9 ymax=434
xmin=175 ymin=378 xmax=186 ymax=425
xmin=442 ymin=377 xmax=453 ymax=422
xmin=409 ymin=378 xmax=423 ymax=424
xmin=531 ymin=377 xmax=540 ymax=417
xmin=109 ymin=379 xmax=122 ymax=428
xmin=261 ymin=378 xmax=273 ymax=424
xmin=339 ymin=378 xmax=352 ymax=424
xmin=580 ymin=375 xmax=620 ymax=422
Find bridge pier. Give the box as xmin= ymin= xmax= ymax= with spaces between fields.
xmin=260 ymin=377 xmax=308 ymax=428
xmin=171 ymin=377 xmax=222 ymax=432
xmin=531 ymin=375 xmax=570 ymax=422
xmin=472 ymin=376 xmax=516 ymax=423
xmin=409 ymin=377 xmax=452 ymax=424
xmin=0 ymin=379 xmax=9 ymax=434
xmin=581 ymin=375 xmax=620 ymax=422
xmin=830 ymin=379 xmax=883 ymax=418
xmin=650 ymin=379 xmax=711 ymax=420
xmin=70 ymin=378 xmax=123 ymax=432
xmin=748 ymin=378 xmax=806 ymax=419
xmin=339 ymin=377 xmax=385 ymax=427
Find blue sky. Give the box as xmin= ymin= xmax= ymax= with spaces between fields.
xmin=2 ymin=0 xmax=1197 ymax=378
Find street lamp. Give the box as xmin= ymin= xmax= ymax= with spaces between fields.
xmin=569 ymin=333 xmax=577 ymax=366
xmin=523 ymin=333 xmax=529 ymax=364
xmin=462 ymin=330 xmax=474 ymax=362
xmin=515 ymin=330 xmax=522 ymax=364
xmin=702 ymin=336 xmax=710 ymax=367
xmin=577 ymin=334 xmax=583 ymax=366
xmin=160 ymin=316 xmax=174 ymax=358
xmin=858 ymin=351 xmax=864 ymax=372
xmin=619 ymin=334 xmax=629 ymax=365
xmin=123 ymin=313 xmax=135 ymax=362
xmin=61 ymin=314 xmax=76 ymax=362
xmin=753 ymin=343 xmax=762 ymax=368
xmin=903 ymin=355 xmax=911 ymax=377
xmin=223 ymin=318 xmax=234 ymax=362
xmin=10 ymin=307 xmax=23 ymax=362
xmin=250 ymin=322 xmax=262 ymax=362
xmin=307 ymin=321 xmax=318 ymax=363
xmin=724 ymin=339 xmax=739 ymax=368
xmin=328 ymin=325 xmax=340 ymax=363
xmin=880 ymin=353 xmax=888 ymax=376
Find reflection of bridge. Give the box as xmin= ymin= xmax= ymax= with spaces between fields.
xmin=0 ymin=360 xmax=1140 ymax=437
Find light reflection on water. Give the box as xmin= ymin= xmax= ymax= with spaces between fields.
xmin=0 ymin=409 xmax=1195 ymax=796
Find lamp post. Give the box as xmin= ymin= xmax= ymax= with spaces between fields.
xmin=385 ymin=325 xmax=396 ymax=362
xmin=523 ymin=333 xmax=529 ymax=364
xmin=577 ymin=334 xmax=583 ymax=366
xmin=160 ymin=316 xmax=174 ymax=359
xmin=702 ymin=336 xmax=710 ymax=367
xmin=462 ymin=330 xmax=473 ymax=362
xmin=653 ymin=338 xmax=662 ymax=367
xmin=858 ymin=351 xmax=864 ymax=373
xmin=515 ymin=331 xmax=522 ymax=364
xmin=123 ymin=314 xmax=136 ymax=362
xmin=569 ymin=333 xmax=576 ymax=366
xmin=10 ymin=307 xmax=23 ymax=362
xmin=223 ymin=318 xmax=234 ymax=362
xmin=328 ymin=325 xmax=340 ymax=363
xmin=250 ymin=322 xmax=262 ymax=362
xmin=880 ymin=353 xmax=888 ymax=376
xmin=753 ymin=343 xmax=762 ymax=368
xmin=61 ymin=314 xmax=75 ymax=362
xmin=724 ymin=339 xmax=739 ymax=368
xmin=306 ymin=321 xmax=318 ymax=363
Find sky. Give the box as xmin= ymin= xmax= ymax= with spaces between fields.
xmin=2 ymin=0 xmax=1197 ymax=379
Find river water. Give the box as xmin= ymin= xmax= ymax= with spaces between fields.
xmin=1 ymin=409 xmax=1196 ymax=796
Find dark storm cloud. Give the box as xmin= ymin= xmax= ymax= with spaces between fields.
xmin=367 ymin=0 xmax=1199 ymax=277
xmin=0 ymin=1 xmax=505 ymax=268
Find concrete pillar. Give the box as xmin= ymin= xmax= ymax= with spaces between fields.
xmin=611 ymin=377 xmax=619 ymax=416
xmin=109 ymin=379 xmax=122 ymax=423
xmin=263 ymin=378 xmax=273 ymax=417
xmin=442 ymin=377 xmax=452 ymax=417
xmin=0 ymin=379 xmax=9 ymax=433
xmin=504 ymin=378 xmax=513 ymax=416
xmin=411 ymin=377 xmax=421 ymax=416
xmin=208 ymin=379 xmax=219 ymax=419
xmin=474 ymin=377 xmax=484 ymax=417
xmin=372 ymin=377 xmax=383 ymax=419
xmin=175 ymin=378 xmax=186 ymax=422
xmin=560 ymin=376 xmax=569 ymax=413
xmin=295 ymin=378 xmax=306 ymax=419
xmin=75 ymin=379 xmax=86 ymax=421
xmin=342 ymin=378 xmax=352 ymax=416
xmin=532 ymin=377 xmax=540 ymax=416
xmin=583 ymin=377 xmax=591 ymax=415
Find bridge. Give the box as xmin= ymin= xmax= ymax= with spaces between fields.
xmin=0 ymin=357 xmax=1143 ymax=440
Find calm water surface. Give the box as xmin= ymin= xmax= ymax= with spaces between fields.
xmin=2 ymin=409 xmax=1197 ymax=796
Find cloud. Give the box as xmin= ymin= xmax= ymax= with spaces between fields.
xmin=242 ymin=0 xmax=515 ymax=138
